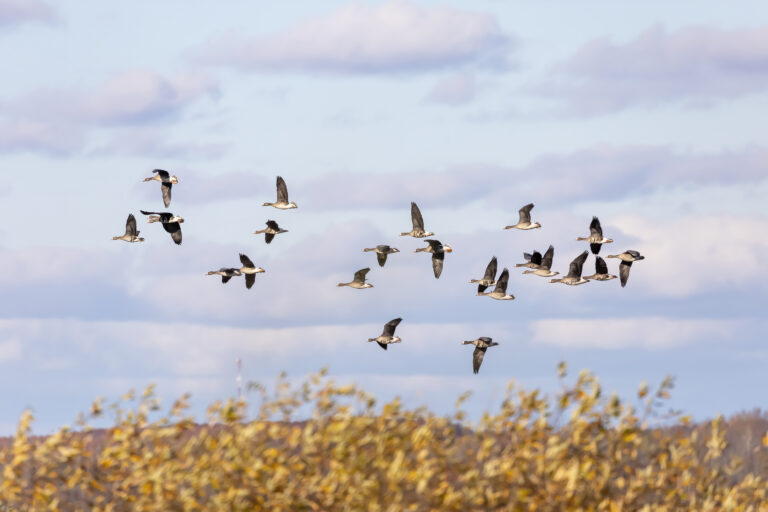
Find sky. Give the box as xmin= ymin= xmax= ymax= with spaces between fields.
xmin=1 ymin=0 xmax=767 ymax=434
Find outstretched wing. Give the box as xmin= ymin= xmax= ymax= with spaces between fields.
xmin=161 ymin=182 xmax=172 ymax=207
xmin=376 ymin=252 xmax=387 ymax=267
xmin=619 ymin=260 xmax=633 ymax=287
xmin=530 ymin=251 xmax=543 ymax=266
xmin=595 ymin=256 xmax=608 ymax=275
xmin=411 ymin=202 xmax=425 ymax=230
xmin=518 ymin=203 xmax=534 ymax=224
xmin=245 ymin=273 xmax=255 ymax=289
xmin=265 ymin=233 xmax=275 ymax=244
xmin=377 ymin=342 xmax=388 ymax=351
xmin=473 ymin=347 xmax=487 ymax=374
xmin=589 ymin=216 xmax=603 ymax=237
xmin=432 ymin=251 xmax=444 ymax=278
xmin=153 ymin=169 xmax=170 ymax=180
xmin=540 ymin=246 xmax=554 ymax=270
xmin=382 ymin=318 xmax=402 ymax=337
xmin=222 ymin=275 xmax=232 ymax=284
xmin=266 ymin=220 xmax=279 ymax=230
xmin=140 ymin=210 xmax=159 ymax=216
xmin=590 ymin=243 xmax=602 ymax=255
xmin=425 ymin=239 xmax=443 ymax=252
xmin=240 ymin=253 xmax=255 ymax=268
xmin=126 ymin=214 xmax=138 ymax=236
xmin=568 ymin=251 xmax=588 ymax=278
xmin=163 ymin=222 xmax=182 ymax=245
xmin=276 ymin=176 xmax=289 ymax=203
xmin=353 ymin=268 xmax=370 ymax=283
xmin=494 ymin=268 xmax=509 ymax=293
xmin=483 ymin=256 xmax=498 ymax=281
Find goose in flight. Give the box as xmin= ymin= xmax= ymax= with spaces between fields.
xmin=504 ymin=203 xmax=541 ymax=230
xmin=139 ymin=210 xmax=184 ymax=245
xmin=368 ymin=318 xmax=402 ymax=350
xmin=415 ymin=239 xmax=452 ymax=279
xmin=254 ymin=220 xmax=288 ymax=244
xmin=337 ymin=268 xmax=373 ymax=289
xmin=263 ymin=176 xmax=297 ymax=209
xmin=363 ymin=245 xmax=400 ymax=267
xmin=583 ymin=256 xmax=617 ymax=282
xmin=112 ymin=214 xmax=144 ymax=243
xmin=550 ymin=250 xmax=589 ymax=286
xmin=462 ymin=337 xmax=499 ymax=374
xmin=514 ymin=250 xmax=542 ymax=269
xmin=607 ymin=250 xmax=645 ymax=287
xmin=207 ymin=268 xmax=242 ymax=284
xmin=576 ymin=216 xmax=613 ymax=254
xmin=469 ymin=256 xmax=497 ymax=293
xmin=143 ymin=169 xmax=178 ymax=208
xmin=239 ymin=253 xmax=265 ymax=289
xmin=523 ymin=245 xmax=558 ymax=278
xmin=400 ymin=202 xmax=434 ymax=238
xmin=478 ymin=268 xmax=515 ymax=300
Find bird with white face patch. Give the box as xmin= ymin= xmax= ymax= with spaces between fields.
xmin=469 ymin=256 xmax=498 ymax=294
xmin=368 ymin=318 xmax=402 ymax=350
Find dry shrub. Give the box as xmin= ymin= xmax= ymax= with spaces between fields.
xmin=1 ymin=364 xmax=766 ymax=511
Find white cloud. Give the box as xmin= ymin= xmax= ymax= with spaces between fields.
xmin=0 ymin=338 xmax=21 ymax=363
xmin=538 ymin=23 xmax=768 ymax=114
xmin=530 ymin=317 xmax=738 ymax=349
xmin=197 ymin=0 xmax=512 ymax=73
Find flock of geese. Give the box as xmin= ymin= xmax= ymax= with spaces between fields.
xmin=113 ymin=171 xmax=645 ymax=375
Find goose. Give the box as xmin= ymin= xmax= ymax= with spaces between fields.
xmin=504 ymin=203 xmax=541 ymax=230
xmin=469 ymin=256 xmax=497 ymax=293
xmin=112 ymin=214 xmax=144 ymax=243
xmin=206 ymin=268 xmax=242 ymax=284
xmin=139 ymin=210 xmax=183 ymax=245
xmin=239 ymin=253 xmax=265 ymax=289
xmin=400 ymin=202 xmax=434 ymax=238
xmin=523 ymin=245 xmax=559 ymax=277
xmin=368 ymin=318 xmax=402 ymax=350
xmin=262 ymin=176 xmax=297 ymax=209
xmin=550 ymin=250 xmax=589 ymax=285
xmin=576 ymin=216 xmax=613 ymax=254
xmin=583 ymin=256 xmax=617 ymax=282
xmin=462 ymin=337 xmax=499 ymax=374
xmin=253 ymin=220 xmax=288 ymax=244
xmin=514 ymin=250 xmax=542 ymax=269
xmin=414 ymin=239 xmax=452 ymax=279
xmin=337 ymin=268 xmax=373 ymax=289
xmin=143 ymin=169 xmax=178 ymax=208
xmin=606 ymin=250 xmax=645 ymax=287
xmin=363 ymin=245 xmax=400 ymax=267
xmin=478 ymin=268 xmax=515 ymax=300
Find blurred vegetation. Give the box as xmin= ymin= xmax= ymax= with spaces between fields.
xmin=1 ymin=364 xmax=767 ymax=510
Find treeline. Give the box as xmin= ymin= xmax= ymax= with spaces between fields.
xmin=0 ymin=366 xmax=766 ymax=510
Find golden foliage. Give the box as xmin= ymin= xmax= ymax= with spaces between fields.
xmin=1 ymin=365 xmax=767 ymax=511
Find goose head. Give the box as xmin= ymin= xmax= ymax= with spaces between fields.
xmin=288 ymin=201 xmax=298 ymax=209
xmin=443 ymin=244 xmax=453 ymax=253
xmin=170 ymin=175 xmax=179 ymax=184
xmin=392 ymin=336 xmax=402 ymax=343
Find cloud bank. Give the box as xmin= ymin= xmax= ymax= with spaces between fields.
xmin=197 ymin=0 xmax=512 ymax=73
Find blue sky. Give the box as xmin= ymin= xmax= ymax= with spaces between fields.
xmin=1 ymin=0 xmax=767 ymax=433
